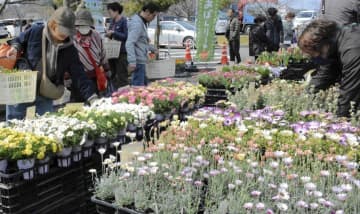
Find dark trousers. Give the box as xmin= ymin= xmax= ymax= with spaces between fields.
xmin=109 ymin=53 xmax=128 ymax=90
xmin=229 ymin=39 xmax=241 ymax=63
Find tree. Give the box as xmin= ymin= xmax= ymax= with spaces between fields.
xmin=167 ymin=0 xmax=196 ymax=19
xmin=0 ymin=0 xmax=39 ymax=14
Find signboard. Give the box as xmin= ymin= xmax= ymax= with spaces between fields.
xmin=196 ymin=0 xmax=220 ymax=61
xmin=84 ymin=0 xmax=104 ymax=33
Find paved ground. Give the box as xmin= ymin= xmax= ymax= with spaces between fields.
xmin=160 ymin=45 xmax=251 ymax=65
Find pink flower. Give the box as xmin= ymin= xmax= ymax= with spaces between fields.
xmin=111 ymin=97 xmax=119 ymax=104
xmin=128 ymin=96 xmax=136 ymax=104
xmin=169 ymin=92 xmax=177 ymax=101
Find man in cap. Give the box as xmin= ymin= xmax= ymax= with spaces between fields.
xmin=6 ymin=7 xmax=97 ymax=120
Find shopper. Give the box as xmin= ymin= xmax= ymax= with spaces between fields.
xmin=72 ymin=8 xmax=109 ymax=102
xmin=283 ymin=12 xmax=296 ymax=48
xmin=264 ymin=7 xmax=284 ymax=52
xmin=298 ymin=19 xmax=360 ymax=117
xmin=226 ymin=9 xmax=241 ymax=64
xmin=6 ymin=7 xmax=97 ymax=120
xmin=320 ymin=0 xmax=359 ymax=25
xmin=249 ymin=15 xmax=268 ymax=60
xmin=126 ymin=2 xmax=159 ymax=86
xmin=106 ymin=2 xmax=128 ymax=89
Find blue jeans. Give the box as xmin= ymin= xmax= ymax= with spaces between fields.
xmin=6 ymin=96 xmax=54 ymax=121
xmin=131 ymin=64 xmax=147 ymax=86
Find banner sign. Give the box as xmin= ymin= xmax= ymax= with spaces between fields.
xmin=84 ymin=0 xmax=104 ymax=33
xmin=196 ymin=0 xmax=220 ymax=61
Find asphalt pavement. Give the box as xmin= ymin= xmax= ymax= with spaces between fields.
xmin=159 ymin=45 xmax=251 ymax=65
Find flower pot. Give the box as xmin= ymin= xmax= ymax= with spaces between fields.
xmin=155 ymin=114 xmax=164 ymax=122
xmin=165 ymin=112 xmax=172 ymax=121
xmin=57 ymin=147 xmax=72 ymax=168
xmin=0 ymin=159 xmax=8 ymax=173
xmin=37 ymin=156 xmax=50 ymax=175
xmin=95 ymin=137 xmax=108 ymax=145
xmin=17 ymin=158 xmax=35 ymax=180
xmin=118 ymin=128 xmax=126 ymax=136
xmin=72 ymin=145 xmax=82 ymax=162
xmin=84 ymin=138 xmax=95 ymax=148
xmin=83 ymin=139 xmax=94 ymax=158
xmin=136 ymin=127 xmax=144 ymax=141
xmin=127 ymin=123 xmax=137 ymax=132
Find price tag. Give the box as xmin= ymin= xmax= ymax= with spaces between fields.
xmin=121 ymin=141 xmax=144 ymax=163
xmin=26 ymin=106 xmax=36 ymax=120
xmin=64 ymin=103 xmax=84 ymax=111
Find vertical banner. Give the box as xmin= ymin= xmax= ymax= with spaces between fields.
xmin=84 ymin=0 xmax=104 ymax=33
xmin=196 ymin=0 xmax=220 ymax=61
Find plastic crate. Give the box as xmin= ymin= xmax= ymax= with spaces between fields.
xmin=0 ymin=71 xmax=37 ymax=105
xmin=91 ymin=196 xmax=141 ymax=214
xmin=104 ymin=39 xmax=121 ymax=59
xmin=0 ymin=149 xmax=103 ymax=214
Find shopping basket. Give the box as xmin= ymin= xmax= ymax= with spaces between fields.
xmin=0 ymin=70 xmax=37 ymax=105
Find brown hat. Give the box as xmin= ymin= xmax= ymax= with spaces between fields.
xmin=50 ymin=7 xmax=76 ymax=36
xmin=75 ymin=9 xmax=94 ymax=26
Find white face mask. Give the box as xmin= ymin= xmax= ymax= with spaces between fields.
xmin=77 ymin=26 xmax=91 ymax=35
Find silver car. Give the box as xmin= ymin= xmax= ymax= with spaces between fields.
xmin=215 ymin=11 xmax=228 ymax=35
xmin=148 ymin=21 xmax=196 ymax=48
xmin=0 ymin=23 xmax=9 ymax=39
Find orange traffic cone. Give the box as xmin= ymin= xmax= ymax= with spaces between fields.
xmin=185 ymin=41 xmax=192 ymax=65
xmin=221 ymin=43 xmax=229 ymax=65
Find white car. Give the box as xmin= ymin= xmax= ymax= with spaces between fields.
xmin=215 ymin=11 xmax=228 ymax=35
xmin=0 ymin=23 xmax=9 ymax=39
xmin=148 ymin=21 xmax=196 ymax=48
xmin=293 ymin=10 xmax=318 ymax=29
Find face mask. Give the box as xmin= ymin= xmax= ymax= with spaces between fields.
xmin=78 ymin=26 xmax=91 ymax=35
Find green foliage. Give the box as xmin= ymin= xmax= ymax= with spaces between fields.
xmin=123 ymin=0 xmax=181 ymax=15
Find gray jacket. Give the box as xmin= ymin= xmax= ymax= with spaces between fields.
xmin=126 ymin=14 xmax=151 ymax=65
xmin=226 ymin=18 xmax=240 ymax=41
xmin=321 ymin=0 xmax=359 ymax=25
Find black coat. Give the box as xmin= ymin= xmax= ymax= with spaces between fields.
xmin=309 ymin=25 xmax=360 ymax=117
xmin=249 ymin=24 xmax=269 ymax=56
xmin=264 ymin=15 xmax=284 ymax=52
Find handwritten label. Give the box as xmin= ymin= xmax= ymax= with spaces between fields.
xmin=121 ymin=141 xmax=144 ymax=163
xmin=25 ymin=106 xmax=36 ymax=120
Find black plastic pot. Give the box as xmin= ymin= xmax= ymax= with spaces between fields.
xmin=91 ymin=196 xmax=141 ymax=214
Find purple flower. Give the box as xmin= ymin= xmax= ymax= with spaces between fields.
xmin=292 ymin=124 xmax=308 ymax=135
xmin=194 ymin=180 xmax=203 ymax=187
xmin=300 ymin=111 xmax=311 ymax=117
xmin=223 ymin=117 xmax=234 ymax=126
xmin=306 ymin=121 xmax=321 ymax=130
xmin=266 ymin=209 xmax=274 ymax=214
xmin=209 ymin=170 xmax=220 ymax=177
xmin=274 ymin=110 xmax=285 ymax=116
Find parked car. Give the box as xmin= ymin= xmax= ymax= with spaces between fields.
xmin=215 ymin=11 xmax=228 ymax=35
xmin=0 ymin=19 xmax=22 ymax=37
xmin=148 ymin=21 xmax=196 ymax=48
xmin=293 ymin=10 xmax=318 ymax=28
xmin=0 ymin=23 xmax=9 ymax=39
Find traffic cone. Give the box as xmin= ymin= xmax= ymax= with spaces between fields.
xmin=185 ymin=41 xmax=192 ymax=66
xmin=220 ymin=43 xmax=229 ymax=65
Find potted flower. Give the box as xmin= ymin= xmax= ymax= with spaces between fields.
xmin=0 ymin=128 xmax=59 ymax=179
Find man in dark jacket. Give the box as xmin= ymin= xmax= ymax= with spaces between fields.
xmin=106 ymin=2 xmax=128 ymax=89
xmin=249 ymin=15 xmax=269 ymax=59
xmin=320 ymin=0 xmax=359 ymax=25
xmin=264 ymin=7 xmax=284 ymax=52
xmin=298 ymin=20 xmax=360 ymax=117
xmin=6 ymin=7 xmax=97 ymax=120
xmin=226 ymin=9 xmax=241 ymax=64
